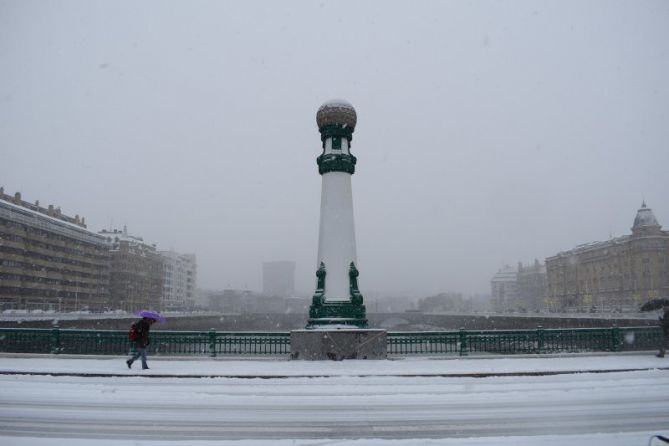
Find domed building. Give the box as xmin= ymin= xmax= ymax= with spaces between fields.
xmin=545 ymin=202 xmax=669 ymax=312
xmin=632 ymin=201 xmax=662 ymax=235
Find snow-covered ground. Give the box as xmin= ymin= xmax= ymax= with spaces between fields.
xmin=1 ymin=353 xmax=668 ymax=445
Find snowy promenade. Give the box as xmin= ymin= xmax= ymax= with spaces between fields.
xmin=1 ymin=353 xmax=668 ymax=446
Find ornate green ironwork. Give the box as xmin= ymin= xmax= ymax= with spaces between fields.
xmin=458 ymin=328 xmax=469 ymax=356
xmin=317 ymin=153 xmax=356 ymax=175
xmin=319 ymin=123 xmax=353 ymax=144
xmin=51 ymin=326 xmax=61 ymax=354
xmin=386 ymin=326 xmax=662 ymax=356
xmin=349 ymin=262 xmax=363 ymax=305
xmin=0 ymin=328 xmax=290 ymax=356
xmin=307 ymin=301 xmax=368 ymax=328
xmin=537 ymin=326 xmax=545 ymax=354
xmin=311 ymin=262 xmax=326 ymax=307
xmin=0 ymin=326 xmax=661 ymax=356
xmin=306 ymin=261 xmax=368 ymax=328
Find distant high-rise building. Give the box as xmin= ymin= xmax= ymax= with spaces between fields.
xmin=545 ymin=202 xmax=669 ymax=312
xmin=98 ymin=227 xmax=163 ymax=311
xmin=159 ymin=250 xmax=197 ymax=311
xmin=0 ymin=189 xmax=110 ymax=311
xmin=262 ymin=261 xmax=295 ymax=297
xmin=490 ymin=265 xmax=518 ymax=312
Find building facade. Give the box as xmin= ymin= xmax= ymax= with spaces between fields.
xmin=262 ymin=261 xmax=295 ymax=297
xmin=516 ymin=260 xmax=547 ymax=311
xmin=159 ymin=250 xmax=197 ymax=311
xmin=0 ymin=190 xmax=110 ymax=311
xmin=98 ymin=227 xmax=163 ymax=312
xmin=545 ymin=203 xmax=669 ymax=312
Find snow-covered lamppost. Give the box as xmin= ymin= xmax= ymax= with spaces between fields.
xmin=307 ymin=100 xmax=367 ymax=328
xmin=291 ymin=100 xmax=385 ymax=360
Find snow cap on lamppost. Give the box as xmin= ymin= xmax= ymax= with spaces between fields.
xmin=317 ymin=99 xmax=357 ymax=129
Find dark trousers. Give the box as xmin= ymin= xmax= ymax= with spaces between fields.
xmin=128 ymin=347 xmax=148 ymax=368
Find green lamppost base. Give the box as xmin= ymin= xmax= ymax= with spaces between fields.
xmin=306 ymin=261 xmax=368 ymax=329
xmin=307 ymin=301 xmax=368 ymax=328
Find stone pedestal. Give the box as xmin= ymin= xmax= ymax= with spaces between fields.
xmin=290 ymin=329 xmax=387 ymax=360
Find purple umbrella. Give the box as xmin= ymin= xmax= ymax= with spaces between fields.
xmin=135 ymin=310 xmax=166 ymax=323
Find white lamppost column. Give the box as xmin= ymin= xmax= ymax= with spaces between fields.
xmin=308 ymin=100 xmax=367 ymax=328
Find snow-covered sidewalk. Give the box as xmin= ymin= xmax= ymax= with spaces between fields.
xmin=0 ymin=351 xmax=667 ymax=377
xmin=1 ymin=353 xmax=668 ymax=446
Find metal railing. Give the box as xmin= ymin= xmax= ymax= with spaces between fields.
xmin=386 ymin=326 xmax=662 ymax=356
xmin=0 ymin=326 xmax=662 ymax=357
xmin=0 ymin=328 xmax=291 ymax=357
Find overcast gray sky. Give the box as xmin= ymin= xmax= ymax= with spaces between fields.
xmin=1 ymin=0 xmax=668 ymax=297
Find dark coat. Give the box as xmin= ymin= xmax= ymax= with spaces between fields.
xmin=133 ymin=318 xmax=152 ymax=348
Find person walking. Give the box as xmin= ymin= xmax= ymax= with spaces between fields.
xmin=657 ymin=303 xmax=669 ymax=358
xmin=126 ymin=316 xmax=156 ymax=369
